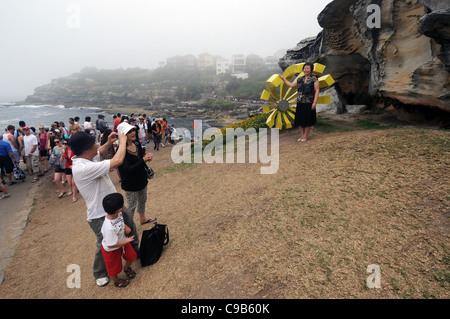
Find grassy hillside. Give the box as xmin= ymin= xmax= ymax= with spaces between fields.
xmin=0 ymin=114 xmax=448 ymax=299
xmin=152 ymin=117 xmax=449 ymax=298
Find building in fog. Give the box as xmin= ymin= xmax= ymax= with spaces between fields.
xmin=245 ymin=54 xmax=265 ymax=73
xmin=216 ymin=56 xmax=230 ymax=75
xmin=231 ymin=54 xmax=246 ymax=74
xmin=230 ymin=54 xmax=248 ymax=79
xmin=166 ymin=54 xmax=198 ymax=71
xmin=264 ymin=55 xmax=280 ymax=71
xmin=198 ymin=53 xmax=216 ymax=72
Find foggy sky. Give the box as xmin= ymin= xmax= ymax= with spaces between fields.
xmin=0 ymin=0 xmax=332 ymax=100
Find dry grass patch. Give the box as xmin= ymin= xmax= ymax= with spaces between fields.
xmin=0 ymin=119 xmax=448 ymax=299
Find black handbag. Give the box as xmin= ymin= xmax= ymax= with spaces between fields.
xmin=139 ymin=141 xmax=154 ymax=179
xmin=144 ymin=164 xmax=154 ymax=179
xmin=140 ymin=223 xmax=169 ymax=267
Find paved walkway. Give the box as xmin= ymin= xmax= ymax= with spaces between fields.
xmin=0 ymin=163 xmax=47 ymax=286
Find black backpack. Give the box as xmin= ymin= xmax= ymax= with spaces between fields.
xmin=140 ymin=223 xmax=169 ymax=267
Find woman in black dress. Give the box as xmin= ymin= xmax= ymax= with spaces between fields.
xmin=279 ymin=62 xmax=320 ymax=142
xmin=117 ymin=122 xmax=157 ymax=225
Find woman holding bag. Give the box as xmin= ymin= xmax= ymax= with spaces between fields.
xmin=116 ymin=122 xmax=156 ymax=225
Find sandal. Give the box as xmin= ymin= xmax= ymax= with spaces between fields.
xmin=124 ymin=267 xmax=136 ymax=279
xmin=114 ymin=279 xmax=130 ymax=288
xmin=141 ymin=217 xmax=157 ymax=225
xmin=72 ymin=198 xmax=78 ymax=203
xmin=31 ymin=178 xmax=39 ymax=183
xmin=58 ymin=191 xmax=66 ymax=198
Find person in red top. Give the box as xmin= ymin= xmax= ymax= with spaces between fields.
xmin=158 ymin=118 xmax=167 ymax=148
xmin=113 ymin=113 xmax=121 ymax=133
xmin=62 ymin=140 xmax=78 ymax=203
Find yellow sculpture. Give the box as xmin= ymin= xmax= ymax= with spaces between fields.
xmin=261 ymin=62 xmax=335 ymax=129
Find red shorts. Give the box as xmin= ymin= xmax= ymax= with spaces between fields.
xmin=101 ymin=243 xmax=137 ymax=277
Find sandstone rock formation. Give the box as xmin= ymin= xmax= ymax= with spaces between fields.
xmin=418 ymin=0 xmax=450 ymax=72
xmin=280 ymin=0 xmax=450 ymax=113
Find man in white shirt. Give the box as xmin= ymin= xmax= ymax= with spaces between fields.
xmin=83 ymin=116 xmax=96 ymax=138
xmin=3 ymin=125 xmax=20 ymax=162
xmin=137 ymin=116 xmax=147 ymax=145
xmin=23 ymin=126 xmax=43 ymax=182
xmin=69 ymin=130 xmax=139 ymax=287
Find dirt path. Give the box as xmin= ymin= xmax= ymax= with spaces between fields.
xmin=0 ymin=116 xmax=448 ymax=299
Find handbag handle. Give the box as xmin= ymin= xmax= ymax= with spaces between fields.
xmin=163 ymin=227 xmax=169 ymax=246
xmin=155 ymin=222 xmax=169 ymax=246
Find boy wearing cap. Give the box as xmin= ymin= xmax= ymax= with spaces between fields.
xmin=101 ymin=192 xmax=137 ymax=288
xmin=69 ymin=130 xmax=139 ymax=287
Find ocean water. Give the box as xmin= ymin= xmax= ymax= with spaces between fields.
xmin=0 ymin=102 xmax=219 ymax=136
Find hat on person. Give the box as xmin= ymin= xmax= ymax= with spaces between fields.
xmin=23 ymin=126 xmax=30 ymax=130
xmin=68 ymin=131 xmax=96 ymax=156
xmin=117 ymin=122 xmax=135 ymax=135
xmin=102 ymin=193 xmax=124 ymax=214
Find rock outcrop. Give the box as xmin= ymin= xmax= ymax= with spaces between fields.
xmin=418 ymin=0 xmax=450 ymax=72
xmin=280 ymin=0 xmax=450 ymax=113
xmin=24 ymin=73 xmax=258 ymax=125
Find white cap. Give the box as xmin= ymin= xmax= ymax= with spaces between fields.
xmin=117 ymin=122 xmax=135 ymax=135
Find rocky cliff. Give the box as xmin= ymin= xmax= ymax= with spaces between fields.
xmin=280 ymin=0 xmax=450 ymax=113
xmin=24 ymin=72 xmax=260 ymax=125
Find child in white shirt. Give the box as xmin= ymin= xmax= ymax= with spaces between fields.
xmin=101 ymin=193 xmax=137 ymax=287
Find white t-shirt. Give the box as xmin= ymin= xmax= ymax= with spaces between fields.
xmin=101 ymin=212 xmax=125 ymax=252
xmin=72 ymin=152 xmax=116 ymax=220
xmin=83 ymin=121 xmax=96 ymax=136
xmin=23 ymin=134 xmax=39 ymax=156
xmin=138 ymin=122 xmax=147 ymax=139
xmin=2 ymin=132 xmax=17 ymax=152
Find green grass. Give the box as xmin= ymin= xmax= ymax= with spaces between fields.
xmin=315 ymin=115 xmax=394 ymax=133
xmin=315 ymin=116 xmax=350 ymax=133
xmin=355 ymin=119 xmax=393 ymax=130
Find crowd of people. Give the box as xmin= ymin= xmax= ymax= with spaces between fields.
xmin=1 ymin=112 xmax=184 ymax=287
xmin=0 ymin=113 xmax=179 ymax=202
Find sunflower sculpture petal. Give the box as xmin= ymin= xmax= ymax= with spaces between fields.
xmin=261 ymin=62 xmax=335 ymax=129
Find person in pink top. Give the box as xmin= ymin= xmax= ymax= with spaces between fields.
xmin=38 ymin=125 xmax=49 ymax=173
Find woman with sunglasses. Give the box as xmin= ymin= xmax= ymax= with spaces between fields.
xmin=50 ymin=138 xmax=66 ymax=198
xmin=116 ymin=122 xmax=156 ymax=225
xmin=62 ymin=140 xmax=78 ymax=203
